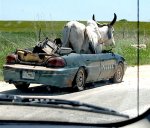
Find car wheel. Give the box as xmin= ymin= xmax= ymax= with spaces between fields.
xmin=110 ymin=63 xmax=124 ymax=83
xmin=14 ymin=82 xmax=30 ymax=91
xmin=73 ymin=67 xmax=86 ymax=91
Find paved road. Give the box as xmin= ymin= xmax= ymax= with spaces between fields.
xmin=0 ymin=65 xmax=150 ymax=117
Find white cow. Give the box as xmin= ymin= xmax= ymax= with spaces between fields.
xmin=81 ymin=20 xmax=102 ymax=54
xmin=62 ymin=21 xmax=86 ymax=53
xmin=62 ymin=13 xmax=117 ymax=54
xmin=62 ymin=20 xmax=101 ymax=53
xmin=97 ymin=16 xmax=116 ymax=50
xmin=81 ymin=13 xmax=117 ymax=53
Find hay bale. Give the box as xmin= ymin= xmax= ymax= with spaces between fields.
xmin=131 ymin=44 xmax=146 ymax=49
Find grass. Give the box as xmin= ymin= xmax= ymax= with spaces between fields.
xmin=114 ymin=39 xmax=150 ymax=65
xmin=0 ymin=69 xmax=3 ymax=81
xmin=0 ymin=20 xmax=150 ymax=70
xmin=0 ymin=21 xmax=67 ymax=32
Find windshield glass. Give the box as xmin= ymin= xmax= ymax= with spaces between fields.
xmin=0 ymin=0 xmax=149 ymax=125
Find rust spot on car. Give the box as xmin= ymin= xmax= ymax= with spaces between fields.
xmin=66 ymin=79 xmax=73 ymax=87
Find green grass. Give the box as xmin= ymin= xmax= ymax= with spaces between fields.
xmin=0 ymin=69 xmax=3 ymax=81
xmin=114 ymin=39 xmax=150 ymax=65
xmin=0 ymin=21 xmax=67 ymax=32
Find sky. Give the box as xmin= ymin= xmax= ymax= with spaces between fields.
xmin=0 ymin=0 xmax=149 ymax=21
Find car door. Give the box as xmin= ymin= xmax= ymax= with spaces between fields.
xmin=81 ymin=54 xmax=101 ymax=82
xmin=98 ymin=53 xmax=117 ymax=81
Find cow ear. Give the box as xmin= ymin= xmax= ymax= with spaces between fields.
xmin=97 ymin=23 xmax=105 ymax=27
xmin=97 ymin=22 xmax=101 ymax=27
xmin=92 ymin=14 xmax=96 ymax=21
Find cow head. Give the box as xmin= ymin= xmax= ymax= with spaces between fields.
xmin=92 ymin=13 xmax=117 ymax=48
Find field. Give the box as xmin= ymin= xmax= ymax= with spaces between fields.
xmin=0 ymin=20 xmax=150 ymax=79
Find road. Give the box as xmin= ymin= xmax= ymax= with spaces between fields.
xmin=0 ymin=65 xmax=150 ymax=117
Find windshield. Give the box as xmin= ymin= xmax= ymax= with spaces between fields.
xmin=0 ymin=0 xmax=150 ymax=126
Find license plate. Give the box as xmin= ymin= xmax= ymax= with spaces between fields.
xmin=22 ymin=70 xmax=35 ymax=79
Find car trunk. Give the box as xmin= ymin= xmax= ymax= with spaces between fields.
xmin=13 ymin=38 xmax=72 ymax=66
xmin=16 ymin=49 xmax=56 ymax=66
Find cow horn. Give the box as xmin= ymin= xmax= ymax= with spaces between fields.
xmin=110 ymin=13 xmax=117 ymax=26
xmin=92 ymin=14 xmax=96 ymax=21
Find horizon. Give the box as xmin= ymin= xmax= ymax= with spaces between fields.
xmin=0 ymin=20 xmax=149 ymax=22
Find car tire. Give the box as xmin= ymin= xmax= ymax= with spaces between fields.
xmin=14 ymin=82 xmax=30 ymax=91
xmin=73 ymin=67 xmax=86 ymax=91
xmin=110 ymin=63 xmax=124 ymax=83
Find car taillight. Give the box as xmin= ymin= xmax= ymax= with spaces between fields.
xmin=6 ymin=54 xmax=17 ymax=64
xmin=46 ymin=57 xmax=66 ymax=67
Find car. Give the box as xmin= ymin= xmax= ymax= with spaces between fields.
xmin=3 ymin=38 xmax=127 ymax=91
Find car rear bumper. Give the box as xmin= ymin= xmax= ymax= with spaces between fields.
xmin=3 ymin=64 xmax=78 ymax=88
